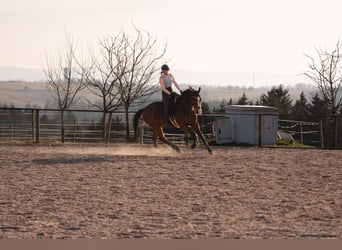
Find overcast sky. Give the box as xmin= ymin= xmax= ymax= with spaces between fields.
xmin=1 ymin=0 xmax=342 ymax=84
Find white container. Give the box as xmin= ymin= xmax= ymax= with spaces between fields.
xmin=215 ymin=105 xmax=278 ymax=145
xmin=215 ymin=117 xmax=234 ymax=144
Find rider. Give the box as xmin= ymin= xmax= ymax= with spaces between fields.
xmin=159 ymin=64 xmax=182 ymax=123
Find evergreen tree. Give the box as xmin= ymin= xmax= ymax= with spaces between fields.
xmin=259 ymin=85 xmax=293 ymax=114
xmin=236 ymin=92 xmax=249 ymax=105
xmin=201 ymin=101 xmax=210 ymax=113
xmin=219 ymin=99 xmax=228 ymax=113
xmin=308 ymin=93 xmax=329 ymax=114
xmin=292 ymin=91 xmax=310 ymax=115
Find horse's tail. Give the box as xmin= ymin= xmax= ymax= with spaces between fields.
xmin=133 ymin=108 xmax=145 ymax=141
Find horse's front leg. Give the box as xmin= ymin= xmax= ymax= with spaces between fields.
xmin=180 ymin=125 xmax=198 ymax=149
xmin=186 ymin=125 xmax=198 ymax=149
xmin=191 ymin=122 xmax=213 ymax=154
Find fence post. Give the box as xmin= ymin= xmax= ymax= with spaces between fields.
xmin=106 ymin=112 xmax=113 ymax=144
xmin=258 ymin=114 xmax=262 ymax=147
xmin=201 ymin=115 xmax=204 ymax=135
xmin=319 ymin=119 xmax=324 ymax=148
xmin=73 ymin=119 xmax=76 ymax=143
xmin=334 ymin=116 xmax=338 ymax=148
xmin=35 ymin=109 xmax=40 ymax=143
xmin=338 ymin=116 xmax=340 ymax=148
xmin=31 ymin=109 xmax=35 ymax=141
xmin=300 ymin=122 xmax=304 ymax=144
xmin=10 ymin=124 xmax=14 ymax=141
xmin=139 ymin=125 xmax=144 ymax=144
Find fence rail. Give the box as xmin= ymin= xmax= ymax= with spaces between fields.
xmin=0 ymin=108 xmax=341 ymax=148
xmin=278 ymin=119 xmax=322 ymax=145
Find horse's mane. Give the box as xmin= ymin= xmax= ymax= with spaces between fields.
xmin=181 ymin=87 xmax=196 ymax=96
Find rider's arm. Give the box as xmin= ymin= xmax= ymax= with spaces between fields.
xmin=170 ymin=74 xmax=182 ymax=93
xmin=159 ymin=76 xmax=171 ymax=95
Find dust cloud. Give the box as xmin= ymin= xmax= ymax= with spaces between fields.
xmin=33 ymin=144 xmax=178 ymax=157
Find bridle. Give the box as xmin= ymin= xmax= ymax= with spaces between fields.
xmin=192 ymin=95 xmax=202 ymax=115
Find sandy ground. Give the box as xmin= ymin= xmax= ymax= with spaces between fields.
xmin=0 ymin=143 xmax=341 ymax=239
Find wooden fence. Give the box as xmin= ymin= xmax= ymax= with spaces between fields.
xmin=0 ymin=108 xmax=218 ymax=144
xmin=0 ymin=107 xmax=341 ymax=148
xmin=278 ymin=119 xmax=322 ymax=146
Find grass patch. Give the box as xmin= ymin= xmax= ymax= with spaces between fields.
xmin=276 ymin=139 xmax=315 ymax=148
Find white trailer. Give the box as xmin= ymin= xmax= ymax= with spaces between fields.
xmin=215 ymin=105 xmax=278 ymax=145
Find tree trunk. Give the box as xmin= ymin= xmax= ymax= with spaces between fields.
xmin=124 ymin=105 xmax=130 ymax=142
xmin=61 ymin=110 xmax=65 ymax=143
xmin=331 ymin=104 xmax=337 ymax=148
xmin=102 ymin=111 xmax=107 ymax=142
xmin=333 ymin=115 xmax=338 ymax=148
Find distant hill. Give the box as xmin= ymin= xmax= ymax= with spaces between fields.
xmin=0 ymin=81 xmax=49 ymax=108
xmin=0 ymin=80 xmax=318 ymax=110
xmin=0 ymin=66 xmax=309 ymax=87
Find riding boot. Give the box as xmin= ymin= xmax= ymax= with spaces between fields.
xmin=169 ymin=91 xmax=180 ymax=124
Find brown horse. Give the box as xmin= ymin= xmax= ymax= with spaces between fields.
xmin=133 ymin=87 xmax=213 ymax=154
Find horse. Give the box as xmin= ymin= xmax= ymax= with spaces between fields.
xmin=133 ymin=87 xmax=213 ymax=154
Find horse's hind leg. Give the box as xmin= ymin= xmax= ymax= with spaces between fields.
xmin=157 ymin=127 xmax=181 ymax=152
xmin=153 ymin=131 xmax=158 ymax=147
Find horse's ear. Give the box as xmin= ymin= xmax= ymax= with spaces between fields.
xmin=197 ymin=87 xmax=201 ymax=93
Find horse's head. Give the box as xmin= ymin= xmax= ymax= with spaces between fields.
xmin=181 ymin=87 xmax=202 ymax=115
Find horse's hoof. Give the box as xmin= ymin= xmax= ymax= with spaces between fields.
xmin=208 ymin=149 xmax=214 ymax=155
xmin=174 ymin=146 xmax=182 ymax=153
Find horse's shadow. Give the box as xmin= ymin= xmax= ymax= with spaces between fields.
xmin=32 ymin=157 xmax=107 ymax=165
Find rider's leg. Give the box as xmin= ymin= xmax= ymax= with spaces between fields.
xmin=162 ymin=91 xmax=170 ymax=124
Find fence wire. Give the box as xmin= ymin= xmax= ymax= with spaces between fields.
xmin=0 ymin=108 xmax=341 ymax=148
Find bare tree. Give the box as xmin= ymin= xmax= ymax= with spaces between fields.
xmin=105 ymin=28 xmax=166 ymax=140
xmin=82 ymin=38 xmax=124 ymax=142
xmin=304 ymin=41 xmax=342 ymax=147
xmin=304 ymin=41 xmax=342 ymax=115
xmin=44 ymin=37 xmax=86 ymax=142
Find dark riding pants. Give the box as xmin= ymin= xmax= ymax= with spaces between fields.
xmin=162 ymin=87 xmax=172 ymax=121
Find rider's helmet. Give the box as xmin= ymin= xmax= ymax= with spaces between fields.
xmin=161 ymin=64 xmax=170 ymax=71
